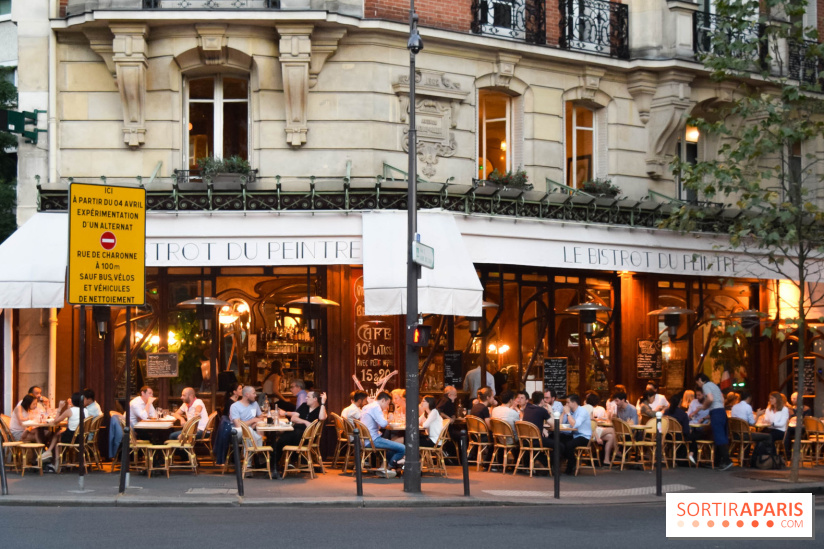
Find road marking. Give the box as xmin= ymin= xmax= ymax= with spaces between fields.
xmin=483 ymin=484 xmax=694 ymax=498
xmin=185 ymin=488 xmax=237 ymax=495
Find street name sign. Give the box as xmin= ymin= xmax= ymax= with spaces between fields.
xmin=413 ymin=240 xmax=434 ymax=269
xmin=68 ymin=183 xmax=146 ymax=305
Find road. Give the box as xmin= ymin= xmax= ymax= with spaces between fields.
xmin=0 ymin=502 xmax=820 ymax=548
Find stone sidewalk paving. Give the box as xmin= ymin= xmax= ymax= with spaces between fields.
xmin=2 ymin=462 xmax=823 ymax=507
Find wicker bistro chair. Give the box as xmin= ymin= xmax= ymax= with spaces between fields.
xmin=420 ymin=419 xmax=451 ymax=477
xmin=664 ymin=416 xmax=690 ymax=468
xmin=311 ymin=418 xmax=326 ymax=474
xmin=163 ymin=416 xmax=200 ymax=475
xmin=238 ymin=422 xmax=273 ymax=479
xmin=340 ymin=417 xmax=357 ymax=473
xmin=351 ymin=419 xmax=388 ymax=474
xmin=488 ymin=418 xmax=519 ymax=474
xmin=330 ymin=413 xmax=350 ymax=468
xmin=0 ymin=414 xmax=23 ymax=472
xmin=513 ymin=421 xmax=552 ymax=477
xmin=282 ymin=420 xmax=323 ymax=479
xmin=56 ymin=416 xmax=95 ymax=473
xmin=611 ymin=417 xmax=654 ymax=471
xmin=728 ymin=417 xmax=756 ymax=467
xmin=465 ymin=415 xmax=492 ymax=471
xmin=802 ymin=416 xmax=824 ymax=465
xmin=574 ymin=421 xmax=601 ymax=476
xmin=85 ymin=415 xmax=104 ymax=471
xmin=193 ymin=411 xmax=218 ymax=462
xmin=641 ymin=417 xmax=669 ymax=469
xmin=110 ymin=413 xmax=151 ymax=473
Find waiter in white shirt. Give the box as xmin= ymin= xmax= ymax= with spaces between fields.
xmin=129 ymin=385 xmax=157 ymax=426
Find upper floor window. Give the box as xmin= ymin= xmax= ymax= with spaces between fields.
xmin=676 ymin=125 xmax=700 ymax=202
xmin=186 ymin=75 xmax=249 ymax=170
xmin=0 ymin=0 xmax=11 ymax=18
xmin=478 ymin=90 xmax=514 ymax=179
xmin=565 ymin=103 xmax=595 ymax=188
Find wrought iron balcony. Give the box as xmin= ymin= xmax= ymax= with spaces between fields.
xmin=788 ymin=39 xmax=821 ymax=85
xmin=693 ymin=11 xmax=766 ymax=64
xmin=559 ymin=0 xmax=629 ymax=60
xmin=470 ymin=0 xmax=547 ymax=45
xmin=142 ymin=0 xmax=280 ymax=7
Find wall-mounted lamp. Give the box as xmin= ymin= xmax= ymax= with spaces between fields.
xmin=685 ymin=125 xmax=700 ymax=144
xmin=648 ymin=306 xmax=695 ymax=339
xmin=92 ymin=306 xmax=110 ymax=340
xmin=565 ymin=302 xmax=612 ymax=335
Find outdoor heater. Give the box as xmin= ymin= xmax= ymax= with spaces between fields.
xmin=730 ymin=309 xmax=768 ymax=336
xmin=177 ymin=296 xmax=230 ymax=333
xmin=565 ymin=302 xmax=613 ymax=335
xmin=283 ymin=295 xmax=340 ymax=330
xmin=648 ymin=307 xmax=695 ymax=339
xmin=468 ymin=300 xmax=499 ymax=335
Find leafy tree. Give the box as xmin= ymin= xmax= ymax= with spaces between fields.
xmin=0 ymin=65 xmax=17 ymax=244
xmin=664 ymin=0 xmax=824 ymax=481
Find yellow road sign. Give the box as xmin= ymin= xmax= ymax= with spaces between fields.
xmin=68 ymin=183 xmax=146 ymax=306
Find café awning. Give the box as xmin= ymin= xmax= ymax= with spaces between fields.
xmin=0 ymin=212 xmax=67 ymax=308
xmin=362 ymin=210 xmax=483 ymax=317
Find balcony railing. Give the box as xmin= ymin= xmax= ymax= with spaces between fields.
xmin=788 ymin=39 xmax=821 ymax=85
xmin=559 ymin=0 xmax=629 ymax=60
xmin=693 ymin=11 xmax=766 ymax=65
xmin=470 ymin=0 xmax=547 ymax=45
xmin=142 ymin=0 xmax=279 ymax=8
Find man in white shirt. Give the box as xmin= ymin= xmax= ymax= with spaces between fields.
xmin=561 ymin=394 xmax=592 ymax=475
xmin=230 ymin=386 xmax=264 ymax=446
xmin=491 ymin=391 xmax=520 ymax=439
xmin=361 ymin=391 xmax=404 ymax=477
xmin=129 ymin=386 xmax=157 ymax=426
xmin=730 ymin=390 xmax=770 ymax=447
xmin=341 ymin=390 xmax=367 ymax=422
xmin=687 ymin=387 xmax=710 ymax=424
xmin=637 ymin=380 xmax=669 ymax=414
xmin=83 ymin=388 xmax=102 ymax=418
xmin=171 ymin=387 xmax=209 ymax=440
xmin=463 ymin=362 xmax=496 ymax=403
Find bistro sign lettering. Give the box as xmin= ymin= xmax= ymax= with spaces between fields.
xmin=563 ymin=246 xmax=737 ymax=274
xmin=147 ymin=238 xmax=362 ymax=267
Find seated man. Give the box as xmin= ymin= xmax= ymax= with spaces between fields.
xmin=229 ymin=386 xmax=264 ymax=446
xmin=491 ymin=390 xmax=520 ymax=439
xmin=469 ymin=387 xmax=494 ymax=431
xmin=342 ymin=390 xmax=367 ymax=422
xmin=170 ymin=387 xmax=209 ymax=440
xmin=83 ymin=388 xmax=102 ymax=419
xmin=436 ymin=386 xmax=458 ymax=419
xmin=687 ymin=387 xmax=710 ymax=425
xmin=730 ymin=390 xmax=770 ymax=455
xmin=561 ymin=394 xmax=592 ymax=475
xmin=612 ymin=392 xmax=638 ymax=425
xmin=522 ymin=391 xmax=565 ymax=470
xmin=129 ymin=386 xmax=157 ymax=426
xmin=361 ymin=391 xmax=405 ymax=478
xmin=542 ymin=389 xmax=564 ymax=417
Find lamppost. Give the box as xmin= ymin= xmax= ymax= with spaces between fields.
xmin=404 ymin=0 xmax=424 ymax=494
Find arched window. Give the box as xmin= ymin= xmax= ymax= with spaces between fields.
xmin=185 ymin=75 xmax=249 ymax=170
xmin=478 ymin=90 xmax=522 ymax=179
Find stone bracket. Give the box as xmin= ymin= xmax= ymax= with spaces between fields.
xmin=309 ymin=28 xmax=346 ymax=89
xmin=196 ymin=24 xmax=229 ymax=66
xmin=276 ymin=24 xmax=313 ymax=147
xmin=84 ymin=28 xmax=116 ymax=77
xmin=493 ymin=52 xmax=521 ymax=88
xmin=627 ymin=71 xmax=658 ymax=125
xmin=645 ymin=71 xmax=694 ymax=179
xmin=111 ymin=24 xmax=149 ymax=149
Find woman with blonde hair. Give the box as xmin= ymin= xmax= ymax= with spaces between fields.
xmin=680 ymin=390 xmax=695 ymax=410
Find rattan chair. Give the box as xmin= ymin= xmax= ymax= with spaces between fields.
xmin=512 ymin=421 xmax=552 ymax=477
xmin=110 ymin=412 xmax=150 ymax=473
xmin=465 ymin=415 xmax=491 ymax=471
xmin=420 ymin=418 xmax=450 ymax=477
xmin=239 ymin=422 xmax=273 ymax=479
xmin=611 ymin=417 xmax=654 ymax=470
xmin=19 ymin=442 xmax=46 ymax=476
xmin=574 ymin=420 xmax=600 ymax=476
xmin=330 ymin=413 xmax=350 ymax=468
xmin=340 ymin=417 xmax=357 ymax=473
xmin=56 ymin=416 xmax=94 ymax=473
xmin=163 ymin=416 xmax=200 ymax=475
xmin=351 ymin=419 xmax=388 ymax=473
xmin=488 ymin=418 xmax=519 ymax=474
xmin=85 ymin=415 xmax=104 ymax=471
xmin=664 ymin=416 xmax=690 ymax=468
xmin=641 ymin=417 xmax=669 ymax=469
xmin=193 ymin=411 xmax=218 ymax=462
xmin=282 ymin=420 xmax=322 ymax=479
xmin=310 ymin=418 xmax=326 ymax=474
xmin=0 ymin=414 xmax=23 ymax=472
xmin=802 ymin=416 xmax=824 ymax=465
xmin=728 ymin=417 xmax=755 ymax=467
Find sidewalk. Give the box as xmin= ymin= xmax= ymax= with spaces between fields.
xmin=2 ymin=462 xmax=823 ymax=508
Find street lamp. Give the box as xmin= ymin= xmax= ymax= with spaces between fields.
xmin=404 ymin=0 xmax=424 ymax=494
xmin=648 ymin=307 xmax=695 ymax=339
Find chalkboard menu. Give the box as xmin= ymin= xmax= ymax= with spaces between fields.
xmin=443 ymin=351 xmax=463 ymax=388
xmin=146 ymin=352 xmax=179 ymax=378
xmin=353 ymin=275 xmax=398 ymax=399
xmin=543 ymin=357 xmax=568 ymax=399
xmin=792 ymin=357 xmax=817 ymax=396
xmin=637 ymin=339 xmax=663 ymax=379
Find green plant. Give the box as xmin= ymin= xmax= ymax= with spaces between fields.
xmin=582 ymin=178 xmax=620 ymax=197
xmin=222 ymin=155 xmax=251 ymax=174
xmin=487 ymin=167 xmax=531 ymax=189
xmin=172 ymin=310 xmax=208 ymax=387
xmin=196 ymin=155 xmax=251 ymax=178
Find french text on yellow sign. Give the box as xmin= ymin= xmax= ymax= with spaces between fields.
xmin=68 ymin=183 xmax=146 ymax=306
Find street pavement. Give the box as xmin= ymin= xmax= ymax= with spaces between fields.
xmin=0 ymin=502 xmax=822 ymax=548
xmin=1 ymin=461 xmax=823 ymax=508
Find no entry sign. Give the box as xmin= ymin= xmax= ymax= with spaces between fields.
xmin=68 ymin=183 xmax=146 ymax=306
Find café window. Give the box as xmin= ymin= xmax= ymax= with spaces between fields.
xmin=565 ymin=102 xmax=596 ymax=188
xmin=478 ymin=90 xmax=522 ymax=180
xmin=186 ymin=75 xmax=249 ymax=170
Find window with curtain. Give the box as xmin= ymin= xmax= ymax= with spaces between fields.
xmin=565 ymin=102 xmax=595 ymax=188
xmin=478 ymin=90 xmax=512 ymax=180
xmin=186 ymin=75 xmax=249 ymax=170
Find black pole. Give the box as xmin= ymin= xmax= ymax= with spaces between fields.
xmin=119 ymin=307 xmax=131 ymax=494
xmin=78 ymin=305 xmax=86 ymax=489
xmin=354 ymin=427 xmax=363 ymax=497
xmin=656 ymin=413 xmax=663 ymax=497
xmin=553 ymin=414 xmax=560 ymax=499
xmin=403 ymin=0 xmax=423 ymax=494
xmin=460 ymin=430 xmax=470 ymax=497
xmin=232 ymin=431 xmax=244 ymax=497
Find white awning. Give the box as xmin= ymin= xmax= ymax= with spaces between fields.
xmin=362 ymin=210 xmax=483 ymax=317
xmin=0 ymin=212 xmax=68 ymax=308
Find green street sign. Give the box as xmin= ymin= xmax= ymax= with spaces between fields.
xmin=0 ymin=109 xmax=41 ymax=144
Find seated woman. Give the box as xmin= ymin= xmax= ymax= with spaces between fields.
xmin=638 ymin=390 xmax=656 ymax=420
xmin=275 ymin=390 xmax=328 ymax=468
xmin=724 ymin=391 xmax=740 ymax=411
xmin=43 ymin=392 xmax=84 ymax=463
xmin=756 ymin=391 xmax=789 ymax=449
xmin=419 ymin=396 xmax=443 ymax=448
xmin=10 ymin=394 xmax=41 ymax=443
xmin=665 ymin=390 xmax=691 ymax=462
xmin=680 ymin=390 xmax=695 ymax=411
xmin=585 ymin=392 xmax=615 ymax=466
xmin=221 ymin=383 xmax=243 ymax=419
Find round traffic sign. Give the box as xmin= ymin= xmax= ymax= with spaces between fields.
xmin=100 ymin=231 xmax=117 ymax=250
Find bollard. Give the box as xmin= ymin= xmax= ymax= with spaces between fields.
xmin=231 ymin=431 xmax=244 ymax=497
xmin=553 ymin=411 xmax=561 ymax=499
xmin=460 ymin=430 xmax=470 ymax=497
xmin=353 ymin=428 xmax=363 ymax=497
xmin=655 ymin=412 xmax=663 ymax=497
xmin=0 ymin=434 xmax=7 ymax=495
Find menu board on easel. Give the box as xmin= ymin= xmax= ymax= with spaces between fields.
xmin=543 ymin=357 xmax=568 ymax=399
xmin=443 ymin=351 xmax=463 ymax=388
xmin=792 ymin=357 xmax=817 ymax=396
xmin=637 ymin=339 xmax=663 ymax=379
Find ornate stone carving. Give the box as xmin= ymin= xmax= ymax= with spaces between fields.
xmin=276 ymin=24 xmax=313 ymax=147
xmin=111 ymin=24 xmax=149 ymax=149
xmin=645 ymin=71 xmax=694 ymax=179
xmin=580 ymin=66 xmax=605 ymax=101
xmin=309 ymin=28 xmax=346 ymax=88
xmin=493 ymin=52 xmax=520 ymax=88
xmin=627 ymin=71 xmax=658 ymax=125
xmin=393 ymin=70 xmax=469 ymax=178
